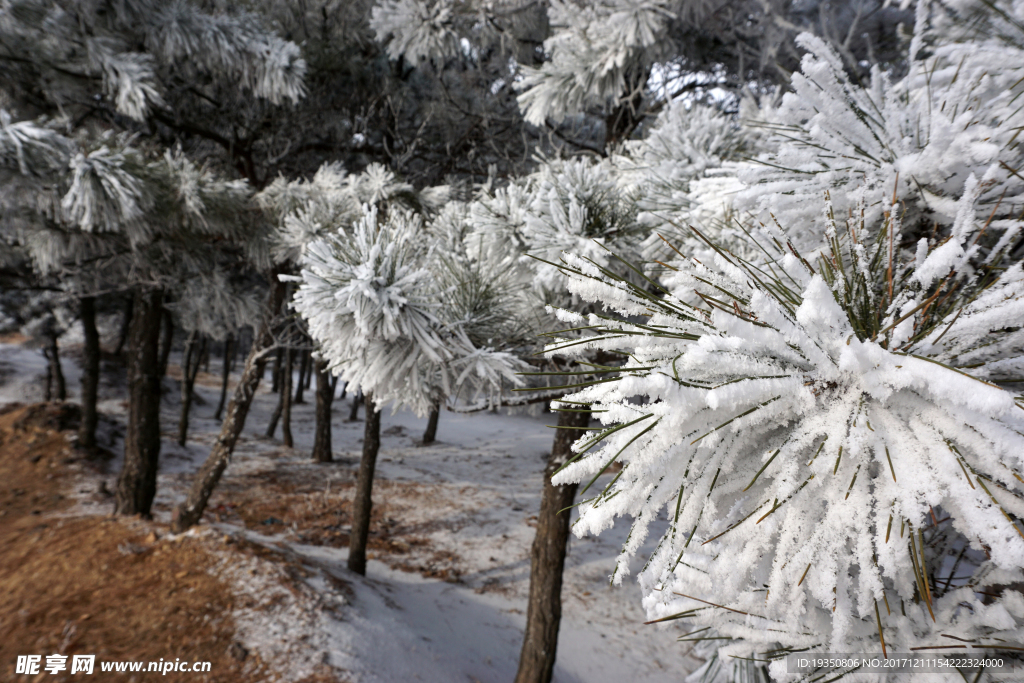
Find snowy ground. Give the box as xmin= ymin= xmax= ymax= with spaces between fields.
xmin=0 ymin=341 xmax=700 ymax=682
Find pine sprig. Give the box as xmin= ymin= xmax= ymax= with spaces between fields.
xmin=542 ymin=208 xmax=1024 ymax=680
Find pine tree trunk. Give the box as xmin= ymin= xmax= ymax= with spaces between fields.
xmin=349 ymin=390 xmax=362 ymax=421
xmin=158 ymin=308 xmax=173 ymax=378
xmin=231 ymin=331 xmax=242 ymax=373
xmin=214 ymin=334 xmax=234 ymax=421
xmin=514 ymin=408 xmax=589 ymax=683
xmin=271 ymin=347 xmax=282 ymax=392
xmin=177 ymin=331 xmax=203 ymax=447
xmin=265 ymin=350 xmax=285 ymax=437
xmin=44 ymin=331 xmax=66 ymax=401
xmin=266 ymin=387 xmax=283 ymax=438
xmin=348 ymin=393 xmax=381 ymax=576
xmin=422 ymin=400 xmax=441 ymax=445
xmin=114 ymin=289 xmax=163 ymax=517
xmin=114 ymin=295 xmax=133 ymax=356
xmin=178 ymin=331 xmax=196 ymax=438
xmin=312 ymin=358 xmax=333 ymax=462
xmin=294 ymin=346 xmax=308 ymax=404
xmin=171 ymin=277 xmax=286 ymax=533
xmin=79 ymin=296 xmax=100 ymax=450
xmin=281 ymin=348 xmax=294 ymax=448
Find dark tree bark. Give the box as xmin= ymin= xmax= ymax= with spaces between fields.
xmin=271 ymin=347 xmax=283 ymax=392
xmin=265 ymin=349 xmax=287 ymax=437
xmin=312 ymin=358 xmax=333 ymax=462
xmin=305 ymin=350 xmax=313 ymax=390
xmin=158 ymin=308 xmax=173 ymax=378
xmin=603 ymin=66 xmax=651 ymax=149
xmin=265 ymin=385 xmax=283 ymax=438
xmin=514 ymin=408 xmax=590 ymax=683
xmin=177 ymin=331 xmax=204 ymax=447
xmin=348 ymin=389 xmax=362 ymax=421
xmin=79 ymin=296 xmax=100 ymax=449
xmin=44 ymin=363 xmax=52 ymax=402
xmin=214 ymin=334 xmax=234 ymax=421
xmin=231 ymin=331 xmax=243 ymax=373
xmin=338 ymin=380 xmax=346 ymax=400
xmin=294 ymin=346 xmax=309 ymax=404
xmin=114 ymin=289 xmax=163 ymax=517
xmin=348 ymin=393 xmax=381 ymax=576
xmin=281 ymin=347 xmax=294 ymax=448
xmin=43 ymin=331 xmax=66 ymax=401
xmin=178 ymin=330 xmax=197 ymax=438
xmin=422 ymin=400 xmax=441 ymax=445
xmin=171 ymin=277 xmax=286 ymax=533
xmin=113 ymin=295 xmax=133 ymax=356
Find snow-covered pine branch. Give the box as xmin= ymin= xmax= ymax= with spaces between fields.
xmin=614 ymin=99 xmax=766 ymax=263
xmin=470 ymin=155 xmax=644 ymax=302
xmin=543 ymin=194 xmax=1024 ymax=681
xmin=0 ymin=110 xmax=72 ymax=177
xmin=258 ymin=162 xmax=444 ymax=266
xmin=516 ymin=0 xmax=673 ymax=126
xmin=0 ymin=0 xmax=305 ymax=121
xmin=293 ymin=204 xmax=522 ymax=416
xmin=729 ymin=10 xmax=1024 ymax=252
xmin=0 ymin=109 xmax=266 ymax=338
xmin=370 ymin=0 xmax=460 ymax=63
xmin=513 ymin=0 xmax=912 ymax=137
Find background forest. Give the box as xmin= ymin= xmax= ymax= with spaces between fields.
xmin=2 ymin=0 xmax=1024 ymax=682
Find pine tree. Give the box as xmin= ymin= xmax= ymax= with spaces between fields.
xmin=529 ymin=2 xmax=1024 ymax=679
xmin=0 ymin=112 xmax=271 ymax=516
xmin=2 ymin=0 xmax=307 ymax=518
xmin=292 ymin=198 xmax=523 ymax=574
xmin=506 ymin=0 xmax=911 ymax=149
xmin=466 ymin=152 xmax=646 ymax=683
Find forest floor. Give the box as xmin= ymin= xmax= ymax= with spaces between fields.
xmin=0 ymin=339 xmax=699 ymax=682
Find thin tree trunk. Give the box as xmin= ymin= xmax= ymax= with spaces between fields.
xmin=114 ymin=289 xmax=163 ymax=517
xmin=348 ymin=393 xmax=381 ymax=576
xmin=114 ymin=296 xmax=133 ymax=356
xmin=214 ymin=334 xmax=234 ymax=421
xmin=44 ymin=331 xmax=66 ymax=401
xmin=422 ymin=400 xmax=441 ymax=445
xmin=281 ymin=348 xmax=294 ymax=448
xmin=305 ymin=350 xmax=313 ymax=390
xmin=266 ymin=351 xmax=286 ymax=437
xmin=514 ymin=408 xmax=589 ymax=683
xmin=271 ymin=347 xmax=283 ymax=392
xmin=44 ymin=362 xmax=52 ymax=402
xmin=312 ymin=358 xmax=333 ymax=462
xmin=158 ymin=308 xmax=173 ymax=378
xmin=179 ymin=329 xmax=196 ymax=405
xmin=266 ymin=387 xmax=283 ymax=437
xmin=171 ymin=276 xmax=286 ymax=533
xmin=177 ymin=331 xmax=203 ymax=447
xmin=338 ymin=379 xmax=346 ymax=400
xmin=79 ymin=296 xmax=100 ymax=449
xmin=294 ymin=346 xmax=309 ymax=404
xmin=231 ymin=331 xmax=242 ymax=373
xmin=349 ymin=390 xmax=362 ymax=421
